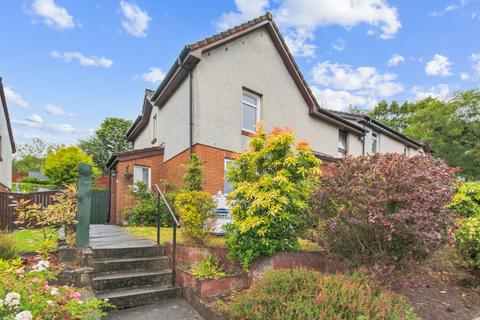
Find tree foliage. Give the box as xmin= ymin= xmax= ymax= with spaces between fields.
xmin=225 ymin=125 xmax=321 ymax=270
xmin=183 ymin=153 xmax=203 ymax=192
xmin=368 ymin=90 xmax=480 ymax=179
xmin=42 ymin=146 xmax=99 ymax=185
xmin=175 ymin=191 xmax=215 ymax=244
xmin=311 ymin=153 xmax=458 ymax=266
xmin=79 ymin=117 xmax=132 ymax=173
xmin=449 ymin=181 xmax=480 ymax=218
xmin=13 ymin=138 xmax=60 ymax=174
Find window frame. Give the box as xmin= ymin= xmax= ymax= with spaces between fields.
xmin=133 ymin=165 xmax=151 ymax=189
xmin=241 ymin=90 xmax=261 ymax=134
xmin=372 ymin=132 xmax=378 ymax=154
xmin=337 ymin=130 xmax=348 ymax=158
xmin=223 ymin=158 xmax=234 ymax=195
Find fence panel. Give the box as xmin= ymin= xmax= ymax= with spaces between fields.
xmin=0 ymin=191 xmax=59 ymax=230
xmin=90 ymin=190 xmax=109 ymax=224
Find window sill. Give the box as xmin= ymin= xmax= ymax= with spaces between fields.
xmin=150 ymin=137 xmax=157 ymax=144
xmin=241 ymin=129 xmax=256 ymax=137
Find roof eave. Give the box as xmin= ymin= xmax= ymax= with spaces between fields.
xmin=0 ymin=77 xmax=16 ymax=153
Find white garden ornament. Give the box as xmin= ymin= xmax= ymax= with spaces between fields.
xmin=31 ymin=260 xmax=49 ymax=272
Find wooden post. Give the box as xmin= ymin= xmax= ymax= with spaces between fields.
xmin=76 ymin=163 xmax=92 ymax=248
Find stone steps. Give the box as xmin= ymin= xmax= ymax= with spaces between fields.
xmin=92 ymin=246 xmax=180 ymax=309
xmin=93 ymin=256 xmax=170 ymax=274
xmin=96 ymin=283 xmax=182 ymax=309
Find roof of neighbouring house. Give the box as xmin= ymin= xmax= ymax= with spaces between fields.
xmin=126 ymin=12 xmax=366 ymax=141
xmin=328 ymin=109 xmax=424 ymax=149
xmin=105 ymin=146 xmax=164 ymax=169
xmin=0 ymin=77 xmax=16 ymax=153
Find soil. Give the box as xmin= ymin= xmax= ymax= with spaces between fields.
xmin=381 ymin=247 xmax=480 ymax=320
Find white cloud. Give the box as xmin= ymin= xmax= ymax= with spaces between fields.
xmin=30 ymin=0 xmax=75 ymax=30
xmin=138 ymin=67 xmax=166 ymax=83
xmin=312 ymin=87 xmax=368 ymax=111
xmin=51 ymin=50 xmax=113 ymax=68
xmin=120 ymin=1 xmax=151 ymax=38
xmin=312 ymin=61 xmax=403 ymax=97
xmin=387 ymin=54 xmax=405 ymax=67
xmin=471 ymin=53 xmax=480 ymax=75
xmin=27 ymin=113 xmax=44 ymax=124
xmin=332 ymin=39 xmax=346 ymax=52
xmin=460 ymin=72 xmax=470 ymax=80
xmin=51 ymin=124 xmax=75 ymax=133
xmin=216 ymin=0 xmax=401 ymax=57
xmin=430 ymin=0 xmax=469 ymax=16
xmin=4 ymin=87 xmax=28 ymax=108
xmin=216 ymin=0 xmax=269 ymax=30
xmin=44 ymin=103 xmax=65 ymax=116
xmin=310 ymin=61 xmax=403 ymax=110
xmin=412 ymin=84 xmax=451 ymax=101
xmin=425 ymin=54 xmax=452 ymax=76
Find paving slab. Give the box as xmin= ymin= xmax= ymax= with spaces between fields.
xmin=89 ymin=225 xmax=157 ymax=249
xmin=106 ymin=298 xmax=205 ymax=320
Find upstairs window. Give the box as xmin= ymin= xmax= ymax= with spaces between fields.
xmin=134 ymin=165 xmax=151 ymax=189
xmin=337 ymin=130 xmax=347 ymax=158
xmin=152 ymin=113 xmax=158 ymax=142
xmin=372 ymin=132 xmax=378 ymax=153
xmin=242 ymin=90 xmax=260 ymax=133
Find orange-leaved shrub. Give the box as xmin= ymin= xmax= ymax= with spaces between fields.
xmin=311 ymin=153 xmax=458 ymax=266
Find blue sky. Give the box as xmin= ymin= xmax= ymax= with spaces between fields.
xmin=1 ymin=0 xmax=479 ymax=145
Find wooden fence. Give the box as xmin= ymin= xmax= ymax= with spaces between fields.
xmin=0 ymin=191 xmax=59 ymax=230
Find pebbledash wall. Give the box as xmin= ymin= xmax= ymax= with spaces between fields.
xmin=110 ymin=144 xmax=237 ymax=223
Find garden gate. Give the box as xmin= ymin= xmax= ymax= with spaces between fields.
xmin=90 ymin=189 xmax=109 ymax=224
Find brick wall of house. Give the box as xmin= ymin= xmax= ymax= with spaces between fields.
xmin=110 ymin=144 xmax=239 ymax=224
xmin=0 ymin=183 xmax=7 ymax=192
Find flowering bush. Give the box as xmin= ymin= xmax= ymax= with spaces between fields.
xmin=311 ymin=154 xmax=458 ymax=266
xmin=449 ymin=181 xmax=480 ymax=217
xmin=222 ymin=268 xmax=418 ymax=320
xmin=0 ymin=258 xmax=110 ymax=319
xmin=225 ymin=125 xmax=321 ymax=270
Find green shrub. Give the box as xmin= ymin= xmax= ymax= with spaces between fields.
xmin=19 ymin=177 xmax=53 ymax=185
xmin=175 ymin=191 xmax=215 ymax=244
xmin=191 ymin=255 xmax=226 ymax=279
xmin=183 ymin=153 xmax=203 ymax=192
xmin=0 ymin=234 xmax=17 ymax=260
xmin=128 ymin=182 xmax=175 ymax=226
xmin=225 ymin=126 xmax=321 ymax=270
xmin=222 ymin=268 xmax=418 ymax=320
xmin=449 ymin=181 xmax=480 ymax=217
xmin=455 ymin=216 xmax=480 ymax=270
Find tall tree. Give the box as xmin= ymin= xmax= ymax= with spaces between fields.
xmin=79 ymin=117 xmax=133 ymax=174
xmin=368 ymin=90 xmax=480 ymax=180
xmin=13 ymin=138 xmax=61 ymax=174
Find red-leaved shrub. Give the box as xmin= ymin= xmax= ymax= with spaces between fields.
xmin=311 ymin=153 xmax=458 ymax=266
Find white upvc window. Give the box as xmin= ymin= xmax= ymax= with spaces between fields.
xmin=337 ymin=130 xmax=347 ymax=158
xmin=242 ymin=90 xmax=260 ymax=133
xmin=134 ymin=165 xmax=151 ymax=189
xmin=224 ymin=159 xmax=234 ymax=194
xmin=372 ymin=132 xmax=378 ymax=153
xmin=152 ymin=113 xmax=158 ymax=141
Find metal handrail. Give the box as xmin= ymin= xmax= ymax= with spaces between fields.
xmin=154 ymin=184 xmax=179 ymax=287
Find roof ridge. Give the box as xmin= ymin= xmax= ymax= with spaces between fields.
xmin=189 ymin=12 xmax=272 ymax=50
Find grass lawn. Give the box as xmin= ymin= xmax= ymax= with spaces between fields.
xmin=10 ymin=228 xmax=57 ymax=253
xmin=124 ymin=226 xmax=322 ymax=250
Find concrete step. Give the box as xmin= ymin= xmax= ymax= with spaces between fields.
xmin=96 ymin=284 xmax=182 ymax=309
xmin=93 ymin=246 xmax=163 ymax=260
xmin=93 ymin=256 xmax=170 ymax=274
xmin=92 ymin=269 xmax=172 ymax=291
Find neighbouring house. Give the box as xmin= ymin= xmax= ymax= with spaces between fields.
xmin=107 ymin=13 xmax=426 ymax=224
xmin=0 ymin=77 xmax=16 ymax=191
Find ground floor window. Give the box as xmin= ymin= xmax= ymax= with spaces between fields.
xmin=224 ymin=159 xmax=234 ymax=194
xmin=134 ymin=165 xmax=151 ymax=189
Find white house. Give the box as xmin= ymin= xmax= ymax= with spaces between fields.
xmin=0 ymin=77 xmax=16 ymax=191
